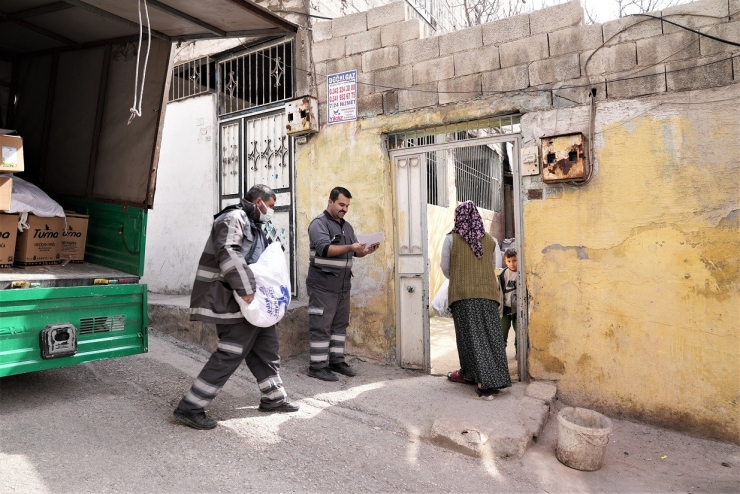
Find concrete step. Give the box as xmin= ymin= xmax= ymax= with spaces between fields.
xmin=280 ymin=353 xmax=558 ymax=460
xmin=428 ymin=380 xmax=557 ymax=459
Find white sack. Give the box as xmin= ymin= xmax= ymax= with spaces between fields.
xmin=234 ymin=241 xmax=291 ymax=328
xmin=431 ymin=279 xmax=452 ymax=318
xmin=1 ymin=173 xmax=65 ymax=218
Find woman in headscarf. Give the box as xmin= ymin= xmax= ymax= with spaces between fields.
xmin=440 ymin=201 xmax=511 ymax=399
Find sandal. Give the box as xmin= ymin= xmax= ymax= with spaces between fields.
xmin=447 ymin=370 xmax=475 ymax=385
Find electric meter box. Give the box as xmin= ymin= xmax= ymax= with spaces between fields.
xmin=520 ymin=146 xmax=540 ymax=176
xmin=541 ymin=133 xmax=588 ymax=182
xmin=285 ymin=97 xmax=319 ymax=136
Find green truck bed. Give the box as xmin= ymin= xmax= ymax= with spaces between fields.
xmin=0 ymin=201 xmax=149 ymax=377
xmin=0 ymin=283 xmax=148 ymax=377
xmin=0 ymin=262 xmax=139 ymax=289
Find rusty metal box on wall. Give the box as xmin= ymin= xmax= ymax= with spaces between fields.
xmin=285 ymin=97 xmax=319 ymax=136
xmin=541 ymin=133 xmax=588 ymax=182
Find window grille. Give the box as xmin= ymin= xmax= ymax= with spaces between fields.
xmin=426 ymin=150 xmax=442 ymax=206
xmin=170 ymin=56 xmax=214 ymax=101
xmin=406 ymin=0 xmax=466 ymax=33
xmin=453 ymin=145 xmax=500 ymax=211
xmin=218 ymin=39 xmax=294 ymax=116
xmin=388 ymin=117 xmax=516 ymax=212
xmin=387 ymin=114 xmax=521 ymax=150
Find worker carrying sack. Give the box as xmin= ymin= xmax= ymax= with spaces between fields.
xmin=234 ymin=242 xmax=291 ymax=327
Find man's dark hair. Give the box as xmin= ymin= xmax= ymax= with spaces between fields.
xmin=329 ymin=187 xmax=352 ymax=201
xmin=246 ymin=184 xmax=276 ymax=203
xmin=504 ymin=248 xmax=517 ymax=259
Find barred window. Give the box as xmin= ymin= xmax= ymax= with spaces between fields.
xmin=453 ymin=145 xmax=499 ymax=212
xmin=170 ymin=56 xmax=216 ymax=101
xmin=218 ymin=39 xmax=294 ymax=116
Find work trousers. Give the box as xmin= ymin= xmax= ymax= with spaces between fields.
xmin=307 ymin=286 xmax=350 ymax=370
xmin=177 ymin=319 xmax=286 ymax=414
xmin=501 ymin=311 xmax=518 ymax=352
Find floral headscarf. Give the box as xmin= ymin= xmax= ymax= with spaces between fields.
xmin=450 ymin=201 xmax=485 ymax=259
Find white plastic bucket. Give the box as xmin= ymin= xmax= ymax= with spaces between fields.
xmin=556 ymin=407 xmax=613 ymax=471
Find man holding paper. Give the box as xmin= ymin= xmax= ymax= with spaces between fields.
xmin=306 ymin=187 xmax=380 ymax=381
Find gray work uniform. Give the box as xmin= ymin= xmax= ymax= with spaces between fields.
xmin=306 ymin=211 xmax=358 ymax=370
xmin=176 ymin=199 xmax=288 ymax=414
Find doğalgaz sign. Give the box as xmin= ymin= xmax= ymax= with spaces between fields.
xmin=327 ymin=70 xmax=357 ymax=124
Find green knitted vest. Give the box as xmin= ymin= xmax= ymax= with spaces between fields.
xmin=448 ymin=233 xmax=501 ymax=306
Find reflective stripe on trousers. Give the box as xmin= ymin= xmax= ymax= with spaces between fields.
xmin=307 ymin=286 xmax=351 ymax=369
xmin=177 ymin=320 xmax=286 ymax=413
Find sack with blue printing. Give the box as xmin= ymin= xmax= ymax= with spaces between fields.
xmin=234 ymin=241 xmax=291 ymax=327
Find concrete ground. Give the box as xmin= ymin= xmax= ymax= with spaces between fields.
xmin=1 ymin=329 xmax=738 ymax=493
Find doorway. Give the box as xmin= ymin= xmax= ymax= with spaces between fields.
xmin=390 ymin=117 xmax=528 ymax=382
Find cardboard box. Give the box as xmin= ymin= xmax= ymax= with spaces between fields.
xmin=15 ymin=215 xmax=64 ymax=265
xmin=0 ymin=175 xmax=11 ymax=211
xmin=0 ymin=135 xmax=24 ymax=173
xmin=0 ymin=213 xmax=18 ymax=267
xmin=60 ymin=213 xmax=89 ymax=262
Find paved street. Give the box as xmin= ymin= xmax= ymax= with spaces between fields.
xmin=1 ymin=329 xmax=738 ymax=493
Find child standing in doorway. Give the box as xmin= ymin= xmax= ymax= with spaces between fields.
xmin=499 ymin=249 xmax=518 ymax=353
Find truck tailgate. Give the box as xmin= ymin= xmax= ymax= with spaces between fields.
xmin=0 ymin=284 xmax=148 ymax=377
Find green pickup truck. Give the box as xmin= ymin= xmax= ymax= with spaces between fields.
xmin=0 ymin=0 xmax=295 ymax=377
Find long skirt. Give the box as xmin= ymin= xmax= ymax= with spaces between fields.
xmin=450 ymin=298 xmax=512 ymax=390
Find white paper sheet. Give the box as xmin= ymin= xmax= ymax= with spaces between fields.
xmin=356 ymin=232 xmax=385 ymax=245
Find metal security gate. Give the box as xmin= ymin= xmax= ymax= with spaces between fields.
xmin=218 ymin=38 xmax=294 ymax=115
xmin=218 ymin=110 xmax=296 ymax=295
xmin=394 ymin=154 xmax=429 ymax=369
xmin=215 ymin=37 xmax=297 ymax=295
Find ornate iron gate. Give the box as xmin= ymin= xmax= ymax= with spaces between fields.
xmin=218 ymin=109 xmax=296 ymax=296
xmin=216 ymin=38 xmax=296 ymax=295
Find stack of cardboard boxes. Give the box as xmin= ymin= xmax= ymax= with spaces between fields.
xmin=0 ymin=134 xmax=88 ymax=268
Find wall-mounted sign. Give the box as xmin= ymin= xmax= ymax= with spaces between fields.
xmin=327 ymin=70 xmax=357 ymax=124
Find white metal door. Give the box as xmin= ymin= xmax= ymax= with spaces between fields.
xmin=394 ymin=154 xmax=429 ymax=370
xmin=218 ymin=109 xmax=297 ymax=296
xmin=244 ymin=111 xmax=295 ymax=295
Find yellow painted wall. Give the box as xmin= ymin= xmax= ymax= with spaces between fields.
xmin=525 ymin=94 xmax=740 ymax=441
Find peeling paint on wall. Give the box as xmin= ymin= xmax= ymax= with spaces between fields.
xmin=523 ymin=87 xmax=740 ymax=441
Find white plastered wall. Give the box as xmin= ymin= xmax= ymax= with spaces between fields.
xmin=142 ymin=94 xmax=218 ymax=294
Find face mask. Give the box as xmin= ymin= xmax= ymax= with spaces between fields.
xmin=259 ymin=203 xmax=274 ymax=223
